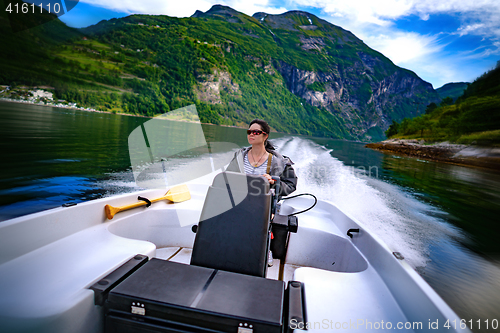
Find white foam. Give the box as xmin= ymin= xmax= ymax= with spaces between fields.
xmin=277 ymin=137 xmax=464 ymax=269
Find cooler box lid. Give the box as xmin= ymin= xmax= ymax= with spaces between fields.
xmin=107 ymin=259 xmax=285 ymax=329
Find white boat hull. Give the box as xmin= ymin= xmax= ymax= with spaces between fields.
xmin=0 ymin=175 xmax=468 ymax=332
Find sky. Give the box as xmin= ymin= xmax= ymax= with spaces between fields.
xmin=58 ymin=0 xmax=500 ymax=89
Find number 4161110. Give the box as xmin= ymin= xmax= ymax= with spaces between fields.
xmin=444 ymin=319 xmax=499 ymax=330
xmin=5 ymin=2 xmax=62 ymax=14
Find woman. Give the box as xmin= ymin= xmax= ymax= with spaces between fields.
xmin=226 ymin=119 xmax=297 ymax=198
xmin=226 ymin=119 xmax=297 ymax=267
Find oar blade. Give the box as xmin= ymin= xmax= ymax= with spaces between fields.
xmin=105 ymin=204 xmax=120 ymax=220
xmin=165 ymin=184 xmax=191 ymax=202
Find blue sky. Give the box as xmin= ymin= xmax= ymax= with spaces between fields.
xmin=58 ymin=0 xmax=500 ymax=89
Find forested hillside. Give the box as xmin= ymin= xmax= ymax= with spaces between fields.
xmin=386 ymin=65 xmax=500 ymax=145
xmin=0 ymin=2 xmax=441 ymax=140
xmin=436 ymin=82 xmax=469 ymax=101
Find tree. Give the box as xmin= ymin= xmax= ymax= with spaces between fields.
xmin=425 ymin=102 xmax=437 ymax=114
xmin=385 ymin=120 xmax=400 ymax=137
xmin=399 ymin=118 xmax=411 ymax=135
xmin=413 ymin=116 xmax=429 ymax=137
xmin=440 ymin=97 xmax=454 ymax=107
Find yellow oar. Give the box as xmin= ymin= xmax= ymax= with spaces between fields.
xmin=104 ymin=184 xmax=191 ymax=220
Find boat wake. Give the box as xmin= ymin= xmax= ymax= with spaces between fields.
xmin=100 ymin=135 xmax=464 ymax=270
xmin=274 ymin=136 xmax=464 ymax=270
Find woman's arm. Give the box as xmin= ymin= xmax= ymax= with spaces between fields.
xmin=278 ymin=163 xmax=297 ymax=197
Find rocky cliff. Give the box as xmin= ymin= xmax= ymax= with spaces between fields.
xmin=193 ymin=6 xmax=439 ymax=140
xmin=253 ymin=10 xmax=439 ymax=139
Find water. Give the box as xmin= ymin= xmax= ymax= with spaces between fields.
xmin=1 ymin=101 xmax=499 ymax=331
xmin=279 ymin=138 xmax=500 ymax=330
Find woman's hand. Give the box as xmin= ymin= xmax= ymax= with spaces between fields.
xmin=262 ymin=173 xmax=275 ymax=184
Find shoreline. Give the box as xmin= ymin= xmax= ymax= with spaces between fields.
xmin=0 ymin=97 xmax=146 ymax=117
xmin=0 ymin=98 xmax=248 ymax=130
xmin=366 ymin=139 xmax=500 ymax=172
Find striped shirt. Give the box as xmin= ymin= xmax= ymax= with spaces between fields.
xmin=243 ymin=151 xmax=273 ymax=175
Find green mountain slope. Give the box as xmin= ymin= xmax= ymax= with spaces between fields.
xmin=0 ymin=3 xmax=440 ymax=141
xmin=0 ymin=0 xmax=82 ymax=86
xmin=250 ymin=10 xmax=440 ymax=140
xmin=386 ymin=65 xmax=500 ymax=145
xmin=436 ymin=82 xmax=469 ymax=101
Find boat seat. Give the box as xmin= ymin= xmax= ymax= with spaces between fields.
xmin=293 ymin=267 xmax=411 ymax=332
xmin=190 ymin=172 xmax=272 ymax=277
xmin=0 ymin=222 xmax=156 ymax=333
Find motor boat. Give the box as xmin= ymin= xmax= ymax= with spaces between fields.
xmin=0 ymin=168 xmax=469 ymax=332
xmin=0 ymin=106 xmax=469 ymax=332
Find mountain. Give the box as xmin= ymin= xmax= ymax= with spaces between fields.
xmin=249 ymin=9 xmax=440 ymax=140
xmin=0 ymin=0 xmax=82 ymax=86
xmin=0 ymin=3 xmax=440 ymax=141
xmin=460 ymin=64 xmax=500 ymax=99
xmin=436 ymin=82 xmax=469 ymax=101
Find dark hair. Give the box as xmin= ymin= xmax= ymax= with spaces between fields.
xmin=249 ymin=118 xmax=275 ymax=151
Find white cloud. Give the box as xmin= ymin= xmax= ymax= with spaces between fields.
xmin=80 ymin=0 xmax=214 ymax=16
xmin=419 ymin=13 xmax=430 ymax=21
xmin=346 ymin=24 xmax=451 ymax=86
xmin=289 ymin=0 xmax=414 ymax=26
xmin=359 ymin=28 xmax=496 ymax=88
xmin=222 ymin=0 xmax=288 ymax=15
xmin=364 ymin=32 xmax=443 ymax=64
xmin=291 ymin=0 xmax=411 ymax=24
xmin=80 ymin=0 xmax=288 ymax=17
xmin=399 ymin=55 xmax=484 ymax=88
xmin=458 ymin=24 xmax=486 ymax=37
xmin=458 ymin=42 xmax=500 ymax=60
xmin=411 ymin=0 xmax=499 ymax=16
xmin=290 ymin=0 xmax=500 ymax=39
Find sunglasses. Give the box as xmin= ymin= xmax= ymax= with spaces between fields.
xmin=247 ymin=129 xmax=266 ymax=135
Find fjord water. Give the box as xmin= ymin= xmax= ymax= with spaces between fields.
xmin=1 ymin=101 xmax=499 ymax=331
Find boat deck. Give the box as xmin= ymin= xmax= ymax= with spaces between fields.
xmin=155 ymin=246 xmax=301 ymax=282
xmin=0 ymin=185 xmax=468 ymax=333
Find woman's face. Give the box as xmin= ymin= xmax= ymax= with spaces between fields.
xmin=247 ymin=123 xmax=268 ymax=146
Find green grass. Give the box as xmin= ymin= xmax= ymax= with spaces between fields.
xmin=307 ymin=82 xmax=327 ymax=92
xmin=456 ymin=130 xmax=500 ymax=146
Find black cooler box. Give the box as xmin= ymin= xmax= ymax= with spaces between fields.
xmin=105 ymin=258 xmax=286 ymax=333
